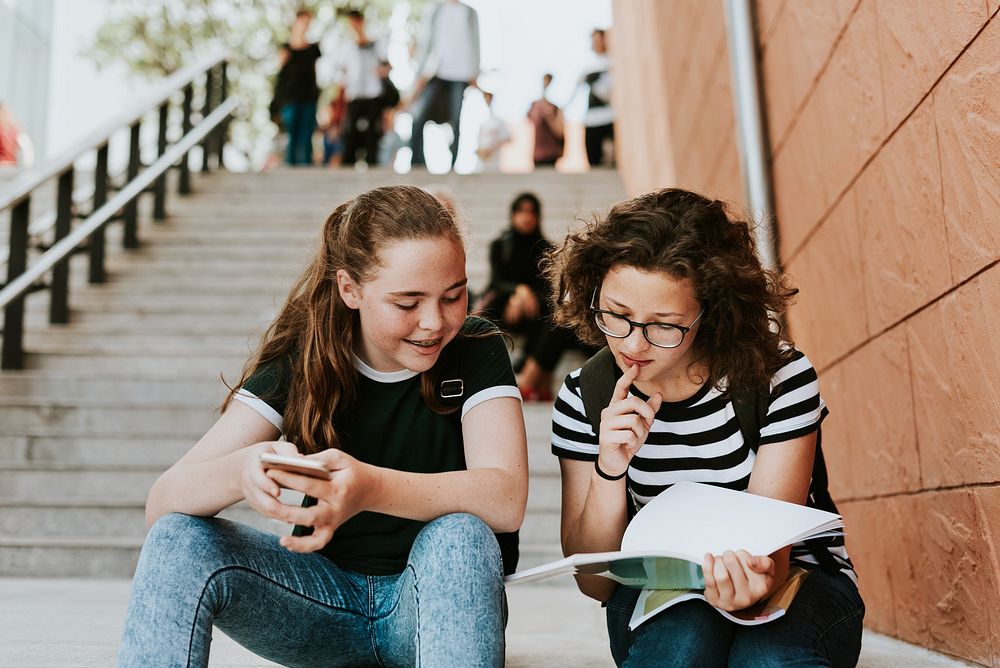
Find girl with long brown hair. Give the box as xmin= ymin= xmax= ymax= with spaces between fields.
xmin=119 ymin=185 xmax=527 ymax=667
xmin=548 ymin=188 xmax=864 ymax=666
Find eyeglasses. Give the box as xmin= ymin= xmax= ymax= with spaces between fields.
xmin=589 ymin=288 xmax=703 ymax=349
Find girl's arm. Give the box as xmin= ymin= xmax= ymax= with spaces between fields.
xmin=701 ymin=431 xmax=816 ymax=611
xmin=558 ymin=457 xmax=630 ymax=602
xmin=266 ymin=395 xmax=529 ymax=551
xmin=144 ymin=402 xmax=284 ymax=527
xmin=560 ymin=363 xmax=661 ymax=602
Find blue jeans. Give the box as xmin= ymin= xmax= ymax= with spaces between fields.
xmin=606 ymin=568 xmax=864 ymax=667
xmin=119 ymin=512 xmax=506 ymax=667
xmin=410 ymin=78 xmax=467 ymax=168
xmin=281 ymin=102 xmax=317 ymax=165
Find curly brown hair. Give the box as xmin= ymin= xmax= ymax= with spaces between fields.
xmin=546 ymin=187 xmax=797 ymax=396
xmin=222 ymin=185 xmax=477 ymax=454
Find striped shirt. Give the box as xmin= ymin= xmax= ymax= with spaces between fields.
xmin=551 ymin=349 xmax=856 ymax=582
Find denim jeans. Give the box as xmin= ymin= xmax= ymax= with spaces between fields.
xmin=119 ymin=512 xmax=505 ymax=667
xmin=410 ymin=78 xmax=467 ymax=168
xmin=606 ymin=568 xmax=864 ymax=667
xmin=281 ymin=102 xmax=317 ymax=165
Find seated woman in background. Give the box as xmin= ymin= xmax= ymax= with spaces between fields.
xmin=473 ymin=192 xmax=555 ymax=399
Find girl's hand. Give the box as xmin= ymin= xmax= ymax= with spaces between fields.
xmin=702 ymin=550 xmax=776 ymax=611
xmin=596 ymin=363 xmax=663 ymax=478
xmin=240 ymin=441 xmax=300 ymax=518
xmin=264 ymin=448 xmax=381 ymax=553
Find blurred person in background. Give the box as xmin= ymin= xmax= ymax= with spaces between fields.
xmin=581 ymin=28 xmax=614 ymax=168
xmin=409 ymin=0 xmax=481 ymax=170
xmin=475 ymin=91 xmax=510 ymax=173
xmin=473 ymin=193 xmax=553 ymax=399
xmin=527 ymin=73 xmax=564 ymax=168
xmin=0 ymin=101 xmax=34 ymax=167
xmin=320 ymin=85 xmax=347 ymax=167
xmin=278 ymin=9 xmax=322 ymax=165
xmin=340 ymin=9 xmax=387 ymax=166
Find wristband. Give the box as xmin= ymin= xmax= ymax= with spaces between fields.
xmin=595 ymin=459 xmax=627 ymax=481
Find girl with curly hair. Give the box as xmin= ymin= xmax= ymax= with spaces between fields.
xmin=119 ymin=185 xmax=527 ymax=667
xmin=547 ymin=188 xmax=864 ymax=667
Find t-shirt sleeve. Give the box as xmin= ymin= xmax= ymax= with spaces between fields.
xmin=456 ymin=317 xmax=521 ymax=420
xmin=757 ymin=349 xmax=829 ymax=446
xmin=551 ymin=367 xmax=600 ymax=460
xmin=233 ymin=358 xmax=291 ymax=432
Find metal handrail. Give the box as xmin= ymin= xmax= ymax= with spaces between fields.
xmin=1 ymin=52 xmax=232 ymax=369
xmin=0 ymin=161 xmax=135 ymax=266
xmin=0 ymin=51 xmax=227 ymax=214
xmin=0 ymin=98 xmax=237 ymax=311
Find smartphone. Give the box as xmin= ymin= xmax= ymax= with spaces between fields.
xmin=259 ymin=453 xmax=332 ymax=479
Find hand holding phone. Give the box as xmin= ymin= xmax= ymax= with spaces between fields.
xmin=259 ymin=452 xmax=332 ymax=480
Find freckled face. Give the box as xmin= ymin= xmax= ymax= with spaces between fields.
xmin=339 ymin=236 xmax=468 ymax=373
xmin=597 ymin=265 xmax=703 ymax=392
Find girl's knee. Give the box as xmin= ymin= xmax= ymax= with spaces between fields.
xmin=410 ymin=513 xmax=501 ymax=578
xmin=140 ymin=513 xmax=236 ymax=574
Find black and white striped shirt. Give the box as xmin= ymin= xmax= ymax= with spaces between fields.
xmin=551 ymin=349 xmax=856 ymax=582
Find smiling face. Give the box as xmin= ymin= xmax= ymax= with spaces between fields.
xmin=597 ymin=264 xmax=704 ymax=395
xmin=338 ymin=236 xmax=468 ymax=373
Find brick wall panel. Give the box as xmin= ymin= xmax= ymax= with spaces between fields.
xmin=756 ymin=0 xmax=786 ymax=47
xmin=705 ymin=138 xmax=743 ymax=205
xmin=839 ymin=499 xmax=896 ymax=634
xmin=842 ymin=328 xmax=921 ymax=497
xmin=857 ymin=101 xmax=950 ymax=333
xmin=817 ymin=364 xmax=855 ymax=501
xmin=785 ymin=189 xmax=867 ymax=370
xmin=762 ymin=0 xmax=858 ymax=149
xmin=806 ymin=0 xmax=887 ymax=218
xmin=912 ymin=489 xmax=1000 ymax=663
xmin=973 ymin=486 xmax=1000 ymax=659
xmin=875 ymin=0 xmax=988 ymax=132
xmin=773 ymin=100 xmax=829 ymax=259
xmin=906 ymin=269 xmax=1000 ymax=488
xmin=879 ymin=495 xmax=928 ymax=646
xmin=933 ymin=16 xmax=1000 ymax=283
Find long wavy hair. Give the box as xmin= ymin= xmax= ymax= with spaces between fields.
xmin=223 ymin=185 xmax=468 ymax=454
xmin=546 ymin=187 xmax=797 ymax=396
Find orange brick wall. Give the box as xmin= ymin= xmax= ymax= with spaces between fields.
xmin=612 ymin=1 xmax=1000 ymax=663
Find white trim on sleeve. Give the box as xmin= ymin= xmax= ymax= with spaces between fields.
xmin=233 ymin=389 xmax=284 ymax=431
xmin=460 ymin=385 xmax=521 ymax=421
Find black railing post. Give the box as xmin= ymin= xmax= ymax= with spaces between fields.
xmin=153 ymin=101 xmax=169 ymax=220
xmin=201 ymin=66 xmax=217 ymax=172
xmin=89 ymin=142 xmax=109 ymax=284
xmin=49 ymin=168 xmax=75 ymax=324
xmin=216 ymin=60 xmax=229 ymax=169
xmin=179 ymin=83 xmax=193 ymax=195
xmin=2 ymin=199 xmax=31 ymax=369
xmin=123 ymin=121 xmax=141 ymax=249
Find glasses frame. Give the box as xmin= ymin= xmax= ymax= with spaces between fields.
xmin=589 ymin=288 xmax=704 ymax=349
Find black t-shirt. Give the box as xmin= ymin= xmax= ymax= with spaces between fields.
xmin=236 ymin=317 xmax=520 ymax=575
xmin=279 ymin=43 xmax=321 ymax=104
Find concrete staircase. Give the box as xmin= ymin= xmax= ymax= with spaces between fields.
xmin=0 ymin=167 xmax=626 ymax=578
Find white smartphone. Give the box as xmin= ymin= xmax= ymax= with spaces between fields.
xmin=259 ymin=452 xmax=332 ymax=479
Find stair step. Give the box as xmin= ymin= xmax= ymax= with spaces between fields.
xmin=0 ymin=401 xmax=217 ymax=437
xmin=1 ymin=169 xmax=624 ymax=578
